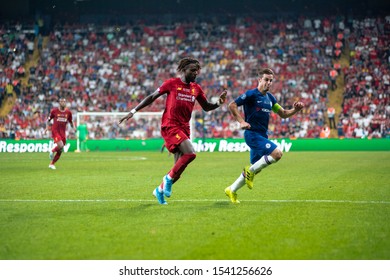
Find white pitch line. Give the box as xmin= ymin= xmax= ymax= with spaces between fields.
xmin=0 ymin=199 xmax=389 ymax=204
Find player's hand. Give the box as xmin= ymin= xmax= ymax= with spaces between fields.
xmin=119 ymin=113 xmax=133 ymax=124
xmin=293 ymin=101 xmax=304 ymax=111
xmin=218 ymin=89 xmax=227 ymax=104
xmin=240 ymin=121 xmax=251 ymax=130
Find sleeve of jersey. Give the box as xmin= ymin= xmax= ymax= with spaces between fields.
xmin=269 ymin=93 xmax=281 ymax=113
xmin=195 ymin=85 xmax=207 ymax=103
xmin=158 ymin=79 xmax=172 ymax=94
xmin=235 ymin=91 xmax=251 ymax=106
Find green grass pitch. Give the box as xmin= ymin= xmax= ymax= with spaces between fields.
xmin=0 ymin=151 xmax=389 ymax=260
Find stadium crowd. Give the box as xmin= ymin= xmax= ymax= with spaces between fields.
xmin=0 ymin=14 xmax=389 ymax=140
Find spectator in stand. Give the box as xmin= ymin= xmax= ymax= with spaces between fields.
xmin=327 ymin=106 xmax=336 ymax=129
xmin=337 ymin=119 xmax=344 ymax=138
xmin=3 ymin=15 xmax=388 ymax=140
xmin=329 ymin=68 xmax=338 ymax=90
xmin=320 ymin=124 xmax=331 ymax=138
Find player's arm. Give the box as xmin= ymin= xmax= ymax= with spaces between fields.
xmin=228 ymin=101 xmax=251 ymax=130
xmin=119 ymin=89 xmax=165 ymax=124
xmin=44 ymin=115 xmax=52 ymax=133
xmin=198 ymin=89 xmax=227 ymax=111
xmin=68 ymin=112 xmax=75 ymax=129
xmin=69 ymin=120 xmax=75 ymax=130
xmin=275 ymin=101 xmax=304 ymax=119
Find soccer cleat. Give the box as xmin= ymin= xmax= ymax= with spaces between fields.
xmin=224 ymin=187 xmax=240 ymax=204
xmin=48 ymin=164 xmax=56 ymax=170
xmin=49 ymin=151 xmax=54 ymax=160
xmin=162 ymin=175 xmax=173 ymax=197
xmin=153 ymin=187 xmax=167 ymax=205
xmin=244 ymin=166 xmax=255 ymax=189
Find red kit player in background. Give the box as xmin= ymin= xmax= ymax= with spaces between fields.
xmin=45 ymin=97 xmax=74 ymax=170
xmin=119 ymin=57 xmax=227 ymax=205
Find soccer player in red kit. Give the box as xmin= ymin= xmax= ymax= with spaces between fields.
xmin=119 ymin=57 xmax=227 ymax=205
xmin=45 ymin=97 xmax=74 ymax=170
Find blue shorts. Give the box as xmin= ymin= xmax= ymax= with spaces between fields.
xmin=244 ymin=130 xmax=277 ymax=164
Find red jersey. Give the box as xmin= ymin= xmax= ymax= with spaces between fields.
xmin=49 ymin=108 xmax=73 ymax=135
xmin=158 ymin=78 xmax=207 ymax=128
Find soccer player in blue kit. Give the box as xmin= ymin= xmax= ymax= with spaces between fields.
xmin=225 ymin=68 xmax=304 ymax=204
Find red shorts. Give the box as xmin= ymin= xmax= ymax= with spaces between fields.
xmin=161 ymin=126 xmax=190 ymax=153
xmin=52 ymin=131 xmax=66 ymax=145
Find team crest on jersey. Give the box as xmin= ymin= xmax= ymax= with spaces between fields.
xmin=177 ymin=87 xmax=182 ymax=90
xmin=266 ymin=143 xmax=271 ymax=149
xmin=191 ymin=88 xmax=196 ymax=95
xmin=241 ymin=94 xmax=247 ymax=100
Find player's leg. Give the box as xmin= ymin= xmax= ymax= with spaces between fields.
xmin=168 ymin=140 xmax=196 ymax=180
xmin=245 ymin=137 xmax=281 ymax=189
xmin=154 ymin=150 xmax=183 ymax=203
xmin=224 ymin=149 xmax=253 ymax=203
xmin=49 ymin=135 xmax=63 ymax=169
xmin=50 ymin=135 xmax=60 ymax=160
xmin=153 ymin=128 xmax=192 ymax=203
xmin=242 ymin=132 xmax=279 ymax=189
xmin=49 ymin=139 xmax=65 ymax=168
xmin=50 ymin=133 xmax=64 ymax=156
xmin=225 ymin=134 xmax=258 ymax=203
xmin=52 ymin=137 xmax=64 ymax=153
xmin=162 ymin=139 xmax=196 ymax=197
xmin=157 ymin=127 xmax=196 ymax=198
xmin=249 ymin=147 xmax=281 ymax=174
xmin=52 ymin=150 xmax=62 ymax=164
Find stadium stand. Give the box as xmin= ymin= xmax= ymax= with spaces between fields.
xmin=0 ymin=7 xmax=389 ymax=140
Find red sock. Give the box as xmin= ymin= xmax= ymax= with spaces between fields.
xmin=52 ymin=151 xmax=62 ymax=164
xmin=168 ymin=153 xmax=196 ymax=180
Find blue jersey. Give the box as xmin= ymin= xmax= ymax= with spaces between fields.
xmin=234 ymin=88 xmax=279 ymax=137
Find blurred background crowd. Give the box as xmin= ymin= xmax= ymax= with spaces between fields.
xmin=0 ymin=0 xmax=389 ymax=141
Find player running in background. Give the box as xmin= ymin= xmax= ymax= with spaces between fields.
xmin=45 ymin=97 xmax=74 ymax=170
xmin=225 ymin=68 xmax=304 ymax=204
xmin=119 ymin=57 xmax=227 ymax=205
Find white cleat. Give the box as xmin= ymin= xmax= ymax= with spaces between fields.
xmin=49 ymin=151 xmax=54 ymax=160
xmin=48 ymin=164 xmax=56 ymax=170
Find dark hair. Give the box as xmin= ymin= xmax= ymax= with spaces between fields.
xmin=177 ymin=57 xmax=201 ymax=72
xmin=258 ymin=68 xmax=274 ymax=77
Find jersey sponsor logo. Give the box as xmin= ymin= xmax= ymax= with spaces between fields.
xmin=256 ymin=107 xmax=271 ymax=113
xmin=177 ymin=92 xmax=195 ymax=103
xmin=57 ymin=117 xmax=68 ymax=122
